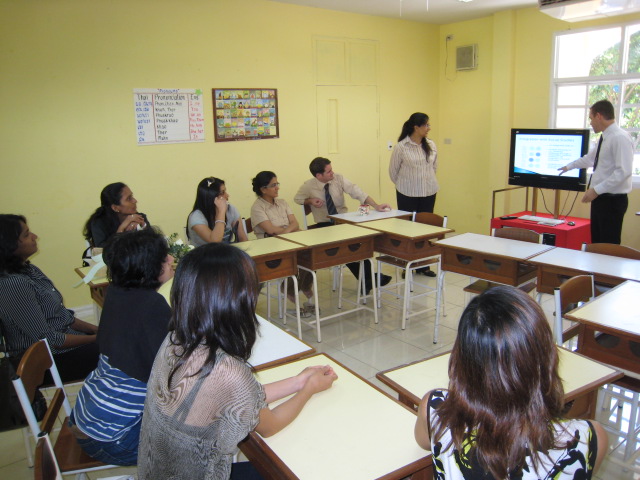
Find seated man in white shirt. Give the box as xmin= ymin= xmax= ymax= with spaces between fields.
xmin=294 ymin=157 xmax=392 ymax=294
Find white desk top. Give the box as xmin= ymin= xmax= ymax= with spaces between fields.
xmin=528 ymin=247 xmax=640 ymax=282
xmin=361 ymin=217 xmax=452 ymax=238
xmin=436 ymin=232 xmax=553 ymax=260
xmin=236 ymin=236 xmax=304 ymax=257
xmin=254 ymin=355 xmax=428 ymax=480
xmin=250 ymin=316 xmax=315 ymax=369
xmin=381 ymin=348 xmax=620 ymax=404
xmin=566 ymin=280 xmax=640 ymax=337
xmin=279 ymin=223 xmax=379 ymax=247
xmin=75 ymin=265 xmax=108 ymax=286
xmin=329 ymin=209 xmax=412 ymax=223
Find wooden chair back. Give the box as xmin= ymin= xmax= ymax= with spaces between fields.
xmin=414 ymin=212 xmax=447 ymax=228
xmin=13 ymin=340 xmax=110 ymax=475
xmin=242 ymin=217 xmax=253 ymax=235
xmin=492 ymin=227 xmax=542 ymax=244
xmin=584 ymin=243 xmax=640 ymax=260
xmin=34 ymin=433 xmax=62 ymax=480
xmin=553 ymin=275 xmax=594 ymax=345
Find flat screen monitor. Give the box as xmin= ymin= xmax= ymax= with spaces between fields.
xmin=508 ymin=128 xmax=590 ymax=192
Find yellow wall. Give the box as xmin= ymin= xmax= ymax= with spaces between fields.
xmin=0 ymin=0 xmax=637 ymax=307
xmin=0 ymin=0 xmax=438 ymax=306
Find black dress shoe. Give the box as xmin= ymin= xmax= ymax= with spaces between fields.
xmin=417 ymin=267 xmax=436 ymax=277
xmin=365 ymin=274 xmax=392 ymax=295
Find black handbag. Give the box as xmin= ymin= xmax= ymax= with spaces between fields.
xmin=0 ymin=325 xmax=47 ymax=432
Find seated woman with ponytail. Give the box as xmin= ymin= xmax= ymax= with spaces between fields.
xmin=84 ymin=182 xmax=150 ymax=248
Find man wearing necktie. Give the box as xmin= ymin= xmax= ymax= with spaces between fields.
xmin=294 ymin=157 xmax=392 ymax=293
xmin=559 ymin=100 xmax=633 ymax=244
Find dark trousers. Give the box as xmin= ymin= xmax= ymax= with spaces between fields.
xmin=395 ymin=191 xmax=436 ymax=214
xmin=230 ymin=461 xmax=264 ymax=480
xmin=314 ymin=222 xmax=375 ymax=289
xmin=590 ymin=193 xmax=628 ymax=244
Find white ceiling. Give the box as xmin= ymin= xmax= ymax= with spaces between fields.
xmin=266 ymin=0 xmax=538 ymax=25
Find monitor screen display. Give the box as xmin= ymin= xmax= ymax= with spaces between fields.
xmin=508 ymin=128 xmax=590 ymax=192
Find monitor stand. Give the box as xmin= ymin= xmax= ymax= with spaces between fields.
xmin=531 ymin=188 xmax=561 ymax=219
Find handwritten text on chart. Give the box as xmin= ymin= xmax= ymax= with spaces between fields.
xmin=133 ymin=89 xmax=205 ymax=145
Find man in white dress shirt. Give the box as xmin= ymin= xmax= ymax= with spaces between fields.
xmin=294 ymin=157 xmax=392 ymax=293
xmin=559 ymin=100 xmax=633 ymax=244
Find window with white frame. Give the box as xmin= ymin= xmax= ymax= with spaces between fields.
xmin=551 ymin=22 xmax=640 ymax=184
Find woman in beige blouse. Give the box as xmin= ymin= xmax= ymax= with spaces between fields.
xmin=250 ymin=171 xmax=315 ymax=316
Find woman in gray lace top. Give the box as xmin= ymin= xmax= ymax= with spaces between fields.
xmin=139 ymin=243 xmax=337 ymax=480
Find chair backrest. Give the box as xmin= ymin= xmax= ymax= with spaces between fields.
xmin=242 ymin=217 xmax=253 ymax=236
xmin=12 ymin=340 xmax=71 ymax=438
xmin=414 ymin=212 xmax=447 ymax=228
xmin=584 ymin=243 xmax=640 ymax=260
xmin=34 ymin=432 xmax=63 ymax=480
xmin=300 ymin=203 xmax=312 ymax=229
xmin=553 ymin=275 xmax=594 ymax=345
xmin=492 ymin=227 xmax=542 ymax=244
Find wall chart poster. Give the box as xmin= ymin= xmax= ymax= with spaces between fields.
xmin=212 ymin=88 xmax=279 ymax=142
xmin=134 ymin=88 xmax=205 ymax=145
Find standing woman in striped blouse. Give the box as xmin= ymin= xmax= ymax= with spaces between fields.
xmin=389 ymin=112 xmax=439 ymax=215
xmin=0 ymin=214 xmax=99 ymax=381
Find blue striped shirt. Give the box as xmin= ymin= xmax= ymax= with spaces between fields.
xmin=73 ymin=354 xmax=147 ymax=442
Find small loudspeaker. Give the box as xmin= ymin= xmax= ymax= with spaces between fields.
xmin=456 ymin=44 xmax=477 ymax=71
xmin=542 ymin=233 xmax=556 ymax=246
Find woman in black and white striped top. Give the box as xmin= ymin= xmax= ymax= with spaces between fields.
xmin=0 ymin=214 xmax=99 ymax=382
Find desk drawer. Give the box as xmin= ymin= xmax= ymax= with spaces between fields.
xmin=374 ymin=235 xmax=442 ymax=261
xmin=297 ymin=237 xmax=374 ymax=270
xmin=253 ymin=252 xmax=297 ymax=282
xmin=442 ymin=248 xmax=535 ymax=285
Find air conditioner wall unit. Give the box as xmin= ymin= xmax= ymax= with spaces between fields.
xmin=539 ymin=0 xmax=640 ymax=21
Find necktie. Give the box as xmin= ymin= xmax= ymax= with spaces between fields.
xmin=324 ymin=183 xmax=338 ymax=220
xmin=587 ymin=135 xmax=603 ymax=190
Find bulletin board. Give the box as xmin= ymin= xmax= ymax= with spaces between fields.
xmin=212 ymin=88 xmax=279 ymax=142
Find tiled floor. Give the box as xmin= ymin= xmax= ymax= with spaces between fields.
xmin=1 ymin=266 xmax=638 ymax=479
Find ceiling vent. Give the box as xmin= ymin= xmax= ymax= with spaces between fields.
xmin=539 ymin=0 xmax=640 ymax=21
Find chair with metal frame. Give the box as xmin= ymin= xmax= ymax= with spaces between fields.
xmin=375 ymin=212 xmax=448 ymax=331
xmin=12 ymin=339 xmax=117 ymax=479
xmin=553 ymin=274 xmax=594 ymax=346
xmin=463 ymin=227 xmax=541 ymax=303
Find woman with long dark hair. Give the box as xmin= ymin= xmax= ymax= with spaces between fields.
xmin=389 ymin=112 xmax=439 ymax=276
xmin=0 ymin=214 xmax=98 ymax=382
xmin=70 ymin=228 xmax=173 ymax=465
xmin=139 ymin=243 xmax=337 ymax=479
xmin=389 ymin=112 xmax=439 ymax=214
xmin=414 ymin=286 xmax=607 ymax=479
xmin=187 ymin=177 xmax=248 ymax=245
xmin=84 ymin=182 xmax=149 ymax=248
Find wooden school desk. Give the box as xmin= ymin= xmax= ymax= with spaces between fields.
xmin=360 ymin=218 xmax=454 ymax=337
xmin=435 ymin=232 xmax=554 ymax=288
xmin=279 ymin=224 xmax=381 ymax=342
xmin=74 ymin=265 xmax=109 ymax=317
xmin=241 ymin=354 xmax=432 ymax=480
xmin=237 ymin=237 xmax=308 ymax=335
xmin=377 ymin=348 xmax=622 ymax=419
xmin=329 ymin=209 xmax=412 ymax=225
xmin=566 ymin=281 xmax=640 ymax=376
xmin=528 ymin=247 xmax=640 ymax=296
